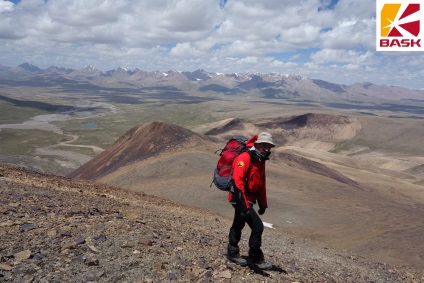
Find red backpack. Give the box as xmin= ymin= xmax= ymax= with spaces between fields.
xmin=211 ymin=136 xmax=248 ymax=191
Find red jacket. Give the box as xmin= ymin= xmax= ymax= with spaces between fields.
xmin=228 ymin=135 xmax=268 ymax=209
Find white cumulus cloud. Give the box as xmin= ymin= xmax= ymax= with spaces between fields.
xmin=0 ymin=0 xmax=421 ymax=88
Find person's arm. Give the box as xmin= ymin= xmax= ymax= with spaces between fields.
xmin=232 ymin=154 xmax=251 ymax=213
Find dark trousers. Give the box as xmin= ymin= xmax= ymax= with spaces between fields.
xmin=227 ymin=204 xmax=264 ymax=261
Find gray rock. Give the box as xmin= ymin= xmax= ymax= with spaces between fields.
xmin=19 ymin=224 xmax=36 ymax=232
xmin=86 ymin=258 xmax=99 ymax=266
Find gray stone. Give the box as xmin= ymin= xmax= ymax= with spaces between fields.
xmin=20 ymin=224 xmax=36 ymax=232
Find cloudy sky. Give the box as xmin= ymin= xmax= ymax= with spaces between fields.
xmin=0 ymin=0 xmax=423 ymax=89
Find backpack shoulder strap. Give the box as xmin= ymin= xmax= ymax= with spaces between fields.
xmin=243 ymin=151 xmax=258 ymax=197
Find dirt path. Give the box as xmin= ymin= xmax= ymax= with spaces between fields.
xmin=58 ymin=134 xmax=104 ymax=154
xmin=33 ymin=134 xmax=104 ymax=166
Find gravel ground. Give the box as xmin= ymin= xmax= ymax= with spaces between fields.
xmin=1 ymin=164 xmax=423 ymax=283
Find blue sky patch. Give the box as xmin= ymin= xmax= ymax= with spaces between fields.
xmin=318 ymin=0 xmax=339 ymax=12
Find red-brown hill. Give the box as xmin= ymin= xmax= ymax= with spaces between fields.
xmin=68 ymin=121 xmax=215 ymax=180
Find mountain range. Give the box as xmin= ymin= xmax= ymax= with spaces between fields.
xmin=1 ymin=63 xmax=423 ymax=102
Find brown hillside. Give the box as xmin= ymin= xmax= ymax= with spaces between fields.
xmin=195 ymin=113 xmax=361 ymax=147
xmin=203 ymin=118 xmax=244 ymax=135
xmin=256 ymin=113 xmax=361 ymax=143
xmin=68 ymin=121 xmax=215 ymax=180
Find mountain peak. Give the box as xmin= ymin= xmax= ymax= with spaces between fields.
xmin=68 ymin=122 xmax=212 ymax=180
xmin=18 ymin=63 xmax=41 ymax=72
xmin=182 ymin=69 xmax=212 ymax=81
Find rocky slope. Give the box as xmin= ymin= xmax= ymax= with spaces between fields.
xmin=1 ymin=164 xmax=423 ymax=283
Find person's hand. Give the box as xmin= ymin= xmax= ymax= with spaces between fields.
xmin=258 ymin=207 xmax=266 ymax=215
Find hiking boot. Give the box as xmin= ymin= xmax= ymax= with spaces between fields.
xmin=253 ymin=259 xmax=272 ymax=270
xmin=227 ymin=255 xmax=247 ymax=266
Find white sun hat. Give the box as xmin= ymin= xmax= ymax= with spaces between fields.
xmin=255 ymin=132 xmax=276 ymax=147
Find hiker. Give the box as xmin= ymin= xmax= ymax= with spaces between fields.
xmin=227 ymin=132 xmax=275 ymax=270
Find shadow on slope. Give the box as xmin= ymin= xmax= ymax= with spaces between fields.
xmin=0 ymin=94 xmax=74 ymax=112
xmin=273 ymin=151 xmax=358 ymax=187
